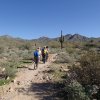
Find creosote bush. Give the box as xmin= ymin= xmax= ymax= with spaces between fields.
xmin=1 ymin=62 xmax=18 ymax=78
xmin=66 ymin=47 xmax=75 ymax=54
xmin=0 ymin=46 xmax=4 ymax=54
xmin=18 ymin=42 xmax=32 ymax=50
xmin=69 ymin=50 xmax=100 ymax=99
xmin=79 ymin=51 xmax=100 ymax=86
xmin=65 ymin=80 xmax=90 ymax=100
xmin=48 ymin=41 xmax=60 ymax=48
xmin=70 ymin=50 xmax=100 ymax=86
xmin=55 ymin=52 xmax=75 ymax=64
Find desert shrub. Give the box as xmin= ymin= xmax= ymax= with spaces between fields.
xmin=78 ymin=51 xmax=100 ymax=86
xmin=85 ymin=43 xmax=97 ymax=48
xmin=71 ymin=50 xmax=100 ymax=85
xmin=8 ymin=51 xmax=19 ymax=61
xmin=80 ymin=41 xmax=95 ymax=51
xmin=0 ymin=79 xmax=11 ymax=86
xmin=0 ymin=46 xmax=4 ymax=54
xmin=66 ymin=47 xmax=75 ymax=54
xmin=69 ymin=50 xmax=100 ymax=99
xmin=55 ymin=52 xmax=75 ymax=64
xmin=0 ymin=61 xmax=18 ymax=86
xmin=18 ymin=42 xmax=32 ymax=50
xmin=48 ymin=41 xmax=60 ymax=48
xmin=16 ymin=50 xmax=25 ymax=58
xmin=1 ymin=62 xmax=18 ymax=78
xmin=5 ymin=66 xmax=17 ymax=77
xmin=21 ymin=50 xmax=33 ymax=60
xmin=64 ymin=80 xmax=90 ymax=100
xmin=49 ymin=48 xmax=61 ymax=54
xmin=0 ymin=49 xmax=19 ymax=60
xmin=84 ymin=41 xmax=97 ymax=50
xmin=64 ymin=42 xmax=75 ymax=48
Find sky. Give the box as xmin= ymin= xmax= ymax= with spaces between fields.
xmin=0 ymin=0 xmax=100 ymax=39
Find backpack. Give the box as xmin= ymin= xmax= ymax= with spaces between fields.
xmin=34 ymin=51 xmax=39 ymax=57
xmin=42 ymin=48 xmax=44 ymax=55
xmin=42 ymin=48 xmax=47 ymax=56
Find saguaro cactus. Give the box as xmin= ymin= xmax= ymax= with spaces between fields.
xmin=59 ymin=30 xmax=64 ymax=49
xmin=35 ymin=43 xmax=36 ymax=47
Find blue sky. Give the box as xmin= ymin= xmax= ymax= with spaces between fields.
xmin=0 ymin=0 xmax=100 ymax=39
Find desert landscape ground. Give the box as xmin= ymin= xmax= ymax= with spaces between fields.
xmin=0 ymin=34 xmax=100 ymax=100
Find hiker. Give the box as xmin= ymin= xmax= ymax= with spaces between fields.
xmin=46 ymin=46 xmax=49 ymax=62
xmin=41 ymin=46 xmax=47 ymax=63
xmin=33 ymin=48 xmax=39 ymax=69
xmin=38 ymin=47 xmax=42 ymax=62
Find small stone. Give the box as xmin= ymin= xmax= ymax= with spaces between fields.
xmin=11 ymin=79 xmax=16 ymax=83
xmin=42 ymin=76 xmax=46 ymax=80
xmin=9 ymin=87 xmax=11 ymax=90
xmin=17 ymin=81 xmax=21 ymax=85
xmin=8 ymin=87 xmax=13 ymax=92
xmin=2 ymin=68 xmax=5 ymax=72
xmin=6 ymin=76 xmax=10 ymax=80
xmin=63 ymin=68 xmax=69 ymax=72
xmin=35 ymin=74 xmax=38 ymax=76
xmin=30 ymin=80 xmax=33 ymax=83
xmin=61 ymin=66 xmax=64 ymax=68
xmin=59 ymin=68 xmax=63 ymax=72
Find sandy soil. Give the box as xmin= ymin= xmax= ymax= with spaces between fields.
xmin=0 ymin=54 xmax=57 ymax=100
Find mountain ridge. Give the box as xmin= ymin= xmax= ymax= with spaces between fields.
xmin=0 ymin=34 xmax=100 ymax=42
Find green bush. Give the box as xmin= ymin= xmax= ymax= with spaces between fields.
xmin=70 ymin=50 xmax=100 ymax=86
xmin=21 ymin=50 xmax=33 ymax=60
xmin=79 ymin=51 xmax=100 ymax=86
xmin=55 ymin=52 xmax=75 ymax=64
xmin=66 ymin=47 xmax=75 ymax=54
xmin=84 ymin=41 xmax=97 ymax=50
xmin=0 ymin=79 xmax=11 ymax=86
xmin=68 ymin=50 xmax=100 ymax=99
xmin=1 ymin=62 xmax=18 ymax=78
xmin=18 ymin=42 xmax=32 ymax=50
xmin=65 ymin=81 xmax=90 ymax=100
xmin=0 ymin=46 xmax=4 ymax=54
xmin=5 ymin=66 xmax=17 ymax=77
xmin=48 ymin=41 xmax=60 ymax=48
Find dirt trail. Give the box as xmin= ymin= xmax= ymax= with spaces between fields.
xmin=0 ymin=54 xmax=57 ymax=100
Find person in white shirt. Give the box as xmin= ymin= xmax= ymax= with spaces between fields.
xmin=38 ymin=47 xmax=41 ymax=62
